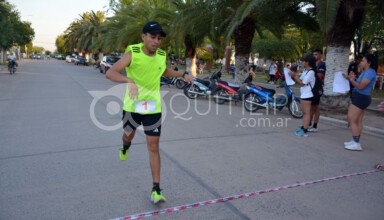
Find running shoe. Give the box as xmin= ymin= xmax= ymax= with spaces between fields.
xmin=344 ymin=142 xmax=362 ymax=151
xmin=343 ymin=140 xmax=354 ymax=146
xmin=151 ymin=189 xmax=166 ymax=204
xmin=295 ymin=129 xmax=308 ymax=137
xmin=119 ymin=146 xmax=129 ymax=161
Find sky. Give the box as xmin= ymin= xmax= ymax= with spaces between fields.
xmin=9 ymin=0 xmax=110 ymax=52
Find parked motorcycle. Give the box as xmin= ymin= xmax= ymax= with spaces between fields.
xmin=183 ymin=69 xmax=222 ymax=99
xmin=8 ymin=60 xmax=16 ymax=75
xmin=212 ymin=79 xmax=242 ymax=104
xmin=243 ymin=82 xmax=303 ymax=118
xmin=160 ymin=76 xmax=187 ymax=89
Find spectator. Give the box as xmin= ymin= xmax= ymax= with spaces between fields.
xmin=230 ymin=64 xmax=236 ymax=79
xmin=343 ymin=54 xmax=377 ymax=151
xmin=198 ymin=62 xmax=204 ymax=75
xmin=237 ymin=69 xmax=256 ymax=98
xmin=347 ymin=54 xmax=363 ymax=95
xmin=283 ymin=64 xmax=295 ymax=86
xmin=269 ymin=61 xmax=277 ymax=84
xmin=276 ymin=60 xmax=284 ymax=83
xmin=292 ymin=55 xmax=317 ymax=137
xmin=170 ymin=60 xmax=178 ymax=71
xmin=308 ymin=49 xmax=326 ymax=132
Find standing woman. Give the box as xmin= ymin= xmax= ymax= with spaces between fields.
xmin=292 ymin=55 xmax=317 ymax=137
xmin=343 ymin=54 xmax=377 ymax=151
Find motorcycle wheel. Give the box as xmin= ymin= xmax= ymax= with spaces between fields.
xmin=184 ymin=84 xmax=199 ymax=99
xmin=244 ymin=93 xmax=262 ymax=112
xmin=175 ymin=79 xmax=187 ymax=89
xmin=288 ymin=99 xmax=303 ymax=118
xmin=213 ymin=89 xmax=227 ymax=104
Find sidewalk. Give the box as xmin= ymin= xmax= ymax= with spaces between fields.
xmin=220 ymin=76 xmax=384 ymax=136
xmin=257 ymin=81 xmax=384 ymax=137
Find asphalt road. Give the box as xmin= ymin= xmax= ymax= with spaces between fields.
xmin=0 ymin=59 xmax=383 ymax=220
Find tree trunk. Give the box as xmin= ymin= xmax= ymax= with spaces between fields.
xmin=225 ymin=46 xmax=231 ymax=72
xmin=323 ymin=46 xmax=350 ymax=96
xmin=321 ymin=45 xmax=351 ymax=111
xmin=234 ymin=17 xmax=256 ymax=84
xmin=0 ymin=49 xmax=4 ymax=64
xmin=234 ymin=56 xmax=249 ymax=83
xmin=98 ymin=52 xmax=104 ymax=61
xmin=184 ymin=35 xmax=197 ymax=76
xmin=321 ymin=0 xmax=367 ymax=111
xmin=185 ymin=54 xmax=197 ymax=77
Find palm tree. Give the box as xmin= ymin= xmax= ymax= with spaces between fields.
xmin=352 ymin=0 xmax=384 ymax=57
xmin=82 ymin=11 xmax=105 ymax=58
xmin=102 ymin=0 xmax=219 ymax=75
xmin=62 ymin=11 xmax=105 ymax=58
xmin=63 ymin=18 xmax=83 ymax=53
xmin=315 ymin=0 xmax=368 ymax=109
xmin=171 ymin=0 xmax=224 ymax=75
xmin=222 ymin=0 xmax=318 ymax=83
xmin=100 ymin=0 xmax=175 ymax=53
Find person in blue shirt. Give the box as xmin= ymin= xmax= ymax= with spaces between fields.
xmin=343 ymin=54 xmax=377 ymax=151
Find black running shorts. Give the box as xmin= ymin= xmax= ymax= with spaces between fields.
xmin=311 ymin=95 xmax=321 ymax=106
xmin=122 ymin=111 xmax=162 ymax=136
xmin=351 ymin=91 xmax=371 ymax=110
xmin=301 ymin=97 xmax=313 ymax=102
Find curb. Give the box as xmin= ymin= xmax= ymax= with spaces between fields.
xmin=320 ymin=115 xmax=384 ymax=138
xmin=243 ymin=78 xmax=384 ymax=136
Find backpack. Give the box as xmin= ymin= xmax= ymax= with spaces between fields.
xmin=308 ymin=69 xmax=323 ymax=97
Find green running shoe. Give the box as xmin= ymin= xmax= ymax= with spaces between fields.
xmin=150 ymin=189 xmax=166 ymax=204
xmin=119 ymin=146 xmax=129 ymax=161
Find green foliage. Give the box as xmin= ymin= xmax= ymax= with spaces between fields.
xmin=253 ymin=38 xmax=296 ymax=60
xmin=61 ymin=10 xmax=105 ymax=53
xmin=354 ymin=0 xmax=384 ymax=55
xmin=31 ymin=46 xmax=44 ymax=54
xmin=196 ymin=48 xmax=213 ymax=62
xmin=55 ymin=34 xmax=69 ymax=55
xmin=19 ymin=42 xmax=33 ymax=53
xmin=315 ymin=0 xmax=341 ymax=34
xmin=0 ymin=0 xmax=35 ymax=50
xmin=57 ymin=0 xmax=374 ymax=66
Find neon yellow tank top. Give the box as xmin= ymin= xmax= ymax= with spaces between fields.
xmin=123 ymin=43 xmax=166 ymax=113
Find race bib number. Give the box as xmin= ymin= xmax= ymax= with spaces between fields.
xmin=134 ymin=100 xmax=156 ymax=113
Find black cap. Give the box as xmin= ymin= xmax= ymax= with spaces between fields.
xmin=142 ymin=21 xmax=166 ymax=37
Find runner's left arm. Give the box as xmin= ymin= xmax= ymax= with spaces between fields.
xmin=163 ymin=68 xmax=194 ymax=85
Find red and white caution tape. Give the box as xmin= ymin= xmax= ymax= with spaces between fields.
xmin=111 ymin=166 xmax=383 ymax=220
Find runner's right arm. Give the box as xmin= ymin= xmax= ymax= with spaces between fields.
xmin=106 ymin=52 xmax=133 ymax=83
xmin=106 ymin=52 xmax=138 ymax=99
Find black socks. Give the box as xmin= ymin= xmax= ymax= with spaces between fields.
xmin=152 ymin=183 xmax=161 ymax=193
xmin=122 ymin=142 xmax=131 ymax=153
xmin=300 ymin=126 xmax=308 ymax=133
xmin=353 ymin=135 xmax=360 ymax=143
